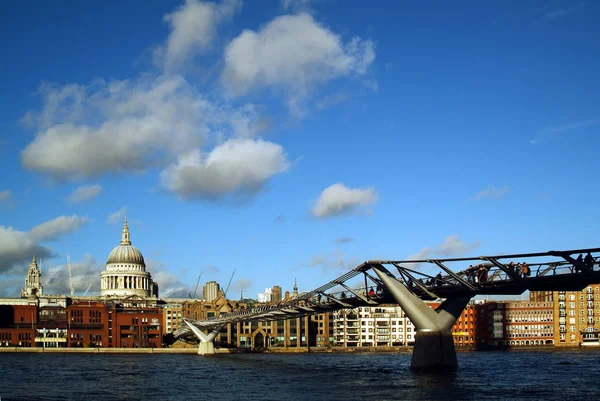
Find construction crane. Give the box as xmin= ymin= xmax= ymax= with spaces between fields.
xmin=83 ymin=283 xmax=93 ymax=296
xmin=189 ymin=271 xmax=202 ymax=299
xmin=223 ymin=267 xmax=236 ymax=298
xmin=66 ymin=253 xmax=75 ymax=296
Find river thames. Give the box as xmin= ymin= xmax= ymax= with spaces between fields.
xmin=1 ymin=349 xmax=599 ymax=400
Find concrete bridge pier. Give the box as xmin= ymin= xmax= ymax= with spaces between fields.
xmin=371 ymin=264 xmax=471 ymax=372
xmin=183 ymin=319 xmax=223 ymax=355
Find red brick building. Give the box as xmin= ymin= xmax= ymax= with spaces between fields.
xmin=112 ymin=306 xmax=162 ymax=348
xmin=67 ymin=301 xmax=110 ymax=347
xmin=0 ymin=304 xmax=37 ymax=347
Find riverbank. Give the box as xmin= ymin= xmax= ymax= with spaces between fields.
xmin=0 ymin=347 xmax=200 ymax=354
xmin=2 ymin=344 xmax=587 ymax=354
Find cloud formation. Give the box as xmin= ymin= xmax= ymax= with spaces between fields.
xmin=160 ymin=138 xmax=289 ymax=200
xmin=108 ymin=207 xmax=127 ymax=224
xmin=222 ymin=13 xmax=375 ymax=116
xmin=44 ymin=254 xmax=103 ymax=296
xmin=28 ymin=215 xmax=89 ymax=242
xmin=471 ymin=185 xmax=510 ymax=201
xmin=230 ymin=278 xmax=252 ymax=297
xmin=160 ymin=0 xmax=241 ymax=71
xmin=21 ymin=77 xmax=211 ymax=180
xmin=281 ymin=0 xmax=315 ymax=11
xmin=312 ymin=182 xmax=378 ymax=218
xmin=403 ymin=235 xmax=481 ymax=267
xmin=66 ymin=184 xmax=102 ymax=203
xmin=19 ymin=2 xmax=372 ymax=203
xmin=333 ymin=236 xmax=353 ymax=245
xmin=0 ymin=226 xmax=52 ymax=274
xmin=305 ymin=249 xmax=360 ymax=273
xmin=0 ymin=190 xmax=13 ymax=207
xmin=529 ymin=119 xmax=597 ymax=145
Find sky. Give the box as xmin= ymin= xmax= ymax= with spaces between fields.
xmin=1 ymin=0 xmax=599 ymax=300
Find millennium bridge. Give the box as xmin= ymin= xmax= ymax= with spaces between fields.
xmin=175 ymin=247 xmax=600 ymax=371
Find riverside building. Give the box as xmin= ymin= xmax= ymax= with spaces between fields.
xmin=476 ymin=301 xmax=554 ymax=346
xmin=552 ymin=284 xmax=600 ymax=346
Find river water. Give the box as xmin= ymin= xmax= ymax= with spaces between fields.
xmin=1 ymin=349 xmax=599 ymax=400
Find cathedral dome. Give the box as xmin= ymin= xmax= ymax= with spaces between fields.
xmin=105 ymin=218 xmax=146 ymax=267
xmin=107 ymin=244 xmax=145 ymax=266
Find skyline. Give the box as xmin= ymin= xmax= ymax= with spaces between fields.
xmin=1 ymin=0 xmax=599 ymax=299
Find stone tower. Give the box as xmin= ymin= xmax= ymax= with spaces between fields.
xmin=21 ymin=255 xmax=43 ymax=297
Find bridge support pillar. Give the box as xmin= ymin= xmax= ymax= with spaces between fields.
xmin=183 ymin=319 xmax=223 ymax=356
xmin=372 ymin=264 xmax=471 ymax=372
xmin=411 ymin=330 xmax=457 ymax=371
xmin=198 ymin=341 xmax=215 ymax=356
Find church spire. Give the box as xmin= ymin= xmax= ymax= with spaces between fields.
xmin=293 ymin=278 xmax=298 ymax=298
xmin=121 ymin=216 xmax=131 ymax=245
xmin=21 ymin=254 xmax=43 ymax=298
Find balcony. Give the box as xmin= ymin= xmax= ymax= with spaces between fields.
xmin=69 ymin=324 xmax=104 ymax=330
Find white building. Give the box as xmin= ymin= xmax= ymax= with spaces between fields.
xmin=258 ymin=288 xmax=273 ymax=303
xmin=100 ymin=218 xmax=158 ymax=298
xmin=334 ymin=305 xmax=417 ymax=347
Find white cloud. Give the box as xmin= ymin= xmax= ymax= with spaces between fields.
xmin=66 ymin=184 xmax=102 ymax=203
xmin=308 ymin=254 xmax=327 ymax=267
xmin=222 ymin=13 xmax=375 ymax=116
xmin=160 ymin=0 xmax=241 ymax=71
xmin=305 ymin=249 xmax=360 ymax=273
xmin=0 ymin=189 xmax=13 ymax=207
xmin=312 ymin=182 xmax=378 ymax=218
xmin=315 ymin=91 xmax=349 ymax=110
xmin=405 ymin=247 xmax=434 ymax=263
xmin=471 ymin=185 xmax=510 ymax=201
xmin=28 ymin=215 xmax=89 ymax=242
xmin=21 ymin=76 xmax=212 ymax=180
xmin=147 ymin=260 xmax=193 ymax=298
xmin=436 ymin=234 xmax=481 ymax=257
xmin=160 ymin=138 xmax=289 ymax=200
xmin=402 ymin=235 xmax=481 ymax=267
xmin=229 ymin=278 xmax=252 ymax=297
xmin=21 ymin=75 xmax=270 ymax=182
xmin=108 ymin=207 xmax=127 ymax=224
xmin=0 ymin=226 xmax=52 ymax=274
xmin=281 ymin=0 xmax=315 ymax=10
xmin=529 ymin=119 xmax=597 ymax=145
xmin=333 ymin=236 xmax=353 ymax=245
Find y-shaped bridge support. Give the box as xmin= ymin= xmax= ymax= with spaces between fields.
xmin=183 ymin=319 xmax=224 ymax=355
xmin=372 ymin=264 xmax=471 ymax=372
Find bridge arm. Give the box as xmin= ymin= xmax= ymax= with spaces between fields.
xmin=430 ymin=260 xmax=478 ymax=292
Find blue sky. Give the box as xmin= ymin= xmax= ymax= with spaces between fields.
xmin=1 ymin=0 xmax=598 ymax=299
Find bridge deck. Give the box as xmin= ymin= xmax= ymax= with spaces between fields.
xmin=175 ymin=247 xmax=600 ymax=339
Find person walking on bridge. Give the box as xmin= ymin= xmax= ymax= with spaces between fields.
xmin=575 ymin=254 xmax=584 ymax=273
xmin=584 ymin=252 xmax=594 ymax=270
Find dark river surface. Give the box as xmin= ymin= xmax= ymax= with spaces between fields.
xmin=1 ymin=349 xmax=599 ymax=400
